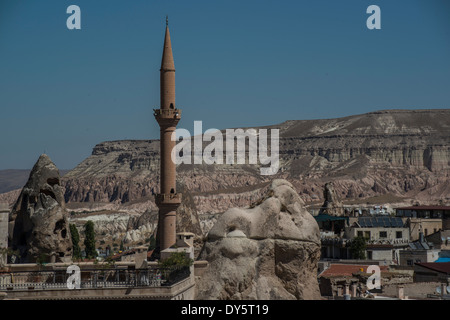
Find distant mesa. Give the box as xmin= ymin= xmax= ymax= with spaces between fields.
xmin=58 ymin=108 xmax=450 ymax=218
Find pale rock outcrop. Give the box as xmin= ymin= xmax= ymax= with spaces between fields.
xmin=70 ymin=213 xmax=131 ymax=244
xmin=319 ymin=182 xmax=345 ymax=216
xmin=123 ymin=182 xmax=203 ymax=245
xmin=195 ymin=179 xmax=321 ymax=300
xmin=9 ymin=154 xmax=72 ymax=263
xmin=124 ymin=209 xmax=157 ymax=244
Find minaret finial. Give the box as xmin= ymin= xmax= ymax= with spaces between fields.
xmin=166 ymin=15 xmax=168 ymax=27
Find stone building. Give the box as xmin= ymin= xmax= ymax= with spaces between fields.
xmin=425 ymin=230 xmax=450 ymax=251
xmin=413 ymin=262 xmax=450 ymax=283
xmin=399 ymin=232 xmax=440 ymax=266
xmin=396 ymin=205 xmax=450 ymax=240
xmin=319 ymin=216 xmax=409 ymax=263
xmin=345 ymin=216 xmax=410 ymax=263
xmin=0 ymin=203 xmax=9 ymax=266
xmin=318 ymin=263 xmax=392 ymax=298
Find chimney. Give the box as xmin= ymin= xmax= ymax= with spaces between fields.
xmin=419 ymin=232 xmax=424 ymax=244
xmin=397 ymin=285 xmax=405 ymax=299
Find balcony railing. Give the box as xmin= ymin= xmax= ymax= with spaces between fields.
xmin=0 ymin=266 xmax=190 ymax=291
xmin=153 ymin=108 xmax=182 ymax=119
xmin=155 ymin=193 xmax=181 ymax=202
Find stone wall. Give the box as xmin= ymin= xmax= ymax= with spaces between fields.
xmin=383 ymin=282 xmax=444 ymax=299
xmin=0 ymin=204 xmax=9 ymax=266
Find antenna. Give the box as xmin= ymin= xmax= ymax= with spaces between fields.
xmin=166 ymin=15 xmax=168 ymax=27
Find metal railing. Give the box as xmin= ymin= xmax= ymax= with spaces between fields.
xmin=0 ymin=266 xmax=190 ymax=291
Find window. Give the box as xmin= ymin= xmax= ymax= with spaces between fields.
xmin=432 ymin=211 xmax=442 ymax=219
xmin=364 ymin=231 xmax=371 ymax=239
xmin=396 ymin=231 xmax=402 ymax=239
xmin=367 ymin=251 xmax=373 ymax=260
xmin=357 ymin=231 xmax=363 ymax=238
xmin=407 ymin=260 xmax=413 ymax=266
xmin=379 ymin=231 xmax=387 ymax=238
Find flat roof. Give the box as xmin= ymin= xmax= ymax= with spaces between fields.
xmin=415 ymin=262 xmax=450 ymax=274
xmin=358 ymin=216 xmax=404 ymax=228
xmin=314 ymin=214 xmax=349 ymax=223
xmin=396 ymin=206 xmax=450 ymax=211
xmin=319 ymin=264 xmax=389 ymax=278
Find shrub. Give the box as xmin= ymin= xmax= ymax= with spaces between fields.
xmin=84 ymin=220 xmax=97 ymax=259
xmin=158 ymin=251 xmax=193 ymax=269
xmin=350 ymin=236 xmax=367 ymax=260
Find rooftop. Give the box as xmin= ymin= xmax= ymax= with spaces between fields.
xmin=415 ymin=262 xmax=450 ymax=274
xmin=319 ymin=264 xmax=389 ymax=278
xmin=396 ymin=206 xmax=450 ymax=211
xmin=314 ymin=214 xmax=349 ymax=223
xmin=356 ymin=216 xmax=404 ymax=228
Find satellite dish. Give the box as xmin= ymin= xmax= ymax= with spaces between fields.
xmin=436 ymin=286 xmax=442 ymax=294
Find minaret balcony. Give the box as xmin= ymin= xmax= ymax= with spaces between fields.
xmin=153 ymin=108 xmax=182 ymax=120
xmin=155 ymin=192 xmax=182 ymax=206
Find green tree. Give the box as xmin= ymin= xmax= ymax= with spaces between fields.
xmin=148 ymin=235 xmax=156 ymax=251
xmin=84 ymin=220 xmax=97 ymax=259
xmin=350 ymin=236 xmax=367 ymax=260
xmin=158 ymin=252 xmax=193 ymax=282
xmin=158 ymin=251 xmax=193 ymax=269
xmin=70 ymin=224 xmax=82 ymax=260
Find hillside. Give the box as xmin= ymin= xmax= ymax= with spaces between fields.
xmin=58 ymin=109 xmax=449 ymax=215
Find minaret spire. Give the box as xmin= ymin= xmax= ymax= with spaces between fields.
xmin=161 ymin=19 xmax=175 ymax=73
xmin=153 ymin=18 xmax=182 ymax=252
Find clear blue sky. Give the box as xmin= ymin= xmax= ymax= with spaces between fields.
xmin=0 ymin=0 xmax=449 ymax=170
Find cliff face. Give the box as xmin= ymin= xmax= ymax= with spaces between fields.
xmin=61 ymin=109 xmax=450 ymax=234
xmin=279 ymin=109 xmax=450 ymax=173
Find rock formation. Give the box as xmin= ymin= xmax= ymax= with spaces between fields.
xmin=319 ymin=182 xmax=345 ymax=216
xmin=9 ymin=154 xmax=72 ymax=263
xmin=58 ymin=109 xmax=450 ymax=218
xmin=124 ymin=182 xmax=203 ymax=243
xmin=124 ymin=209 xmax=158 ymax=244
xmin=195 ymin=179 xmax=321 ymax=300
xmin=174 ymin=182 xmax=203 ymax=236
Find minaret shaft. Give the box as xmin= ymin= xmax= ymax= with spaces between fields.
xmin=160 ymin=71 xmax=175 ymax=111
xmin=160 ymin=124 xmax=177 ymax=194
xmin=154 ymin=23 xmax=182 ymax=251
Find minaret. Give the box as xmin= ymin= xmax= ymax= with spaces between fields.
xmin=153 ymin=16 xmax=182 ymax=251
